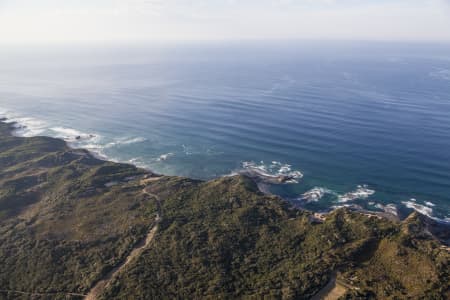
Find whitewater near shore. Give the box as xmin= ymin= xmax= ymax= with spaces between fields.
xmin=0 ymin=119 xmax=449 ymax=299
xmin=1 ymin=42 xmax=450 ymax=223
xmin=2 ymin=112 xmax=449 ymax=226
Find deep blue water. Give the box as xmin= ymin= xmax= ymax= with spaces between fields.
xmin=1 ymin=41 xmax=449 ymax=221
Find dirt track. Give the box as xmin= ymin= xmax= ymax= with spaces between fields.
xmin=85 ymin=189 xmax=162 ymax=300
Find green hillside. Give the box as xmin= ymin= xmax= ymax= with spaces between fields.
xmin=0 ymin=121 xmax=448 ymax=299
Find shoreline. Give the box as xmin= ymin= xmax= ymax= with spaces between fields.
xmin=1 ymin=117 xmax=449 ymax=230
xmin=0 ymin=114 xmax=449 ymax=298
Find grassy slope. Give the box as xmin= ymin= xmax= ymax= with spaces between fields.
xmin=0 ymin=122 xmax=156 ymax=299
xmin=0 ymin=121 xmax=448 ymax=299
xmin=104 ymin=176 xmax=449 ymax=299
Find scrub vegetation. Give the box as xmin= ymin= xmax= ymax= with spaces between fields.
xmin=0 ymin=121 xmax=448 ymax=299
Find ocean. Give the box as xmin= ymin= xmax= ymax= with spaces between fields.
xmin=1 ymin=41 xmax=449 ymax=222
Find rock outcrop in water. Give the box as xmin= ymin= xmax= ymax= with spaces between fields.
xmin=238 ymin=169 xmax=298 ymax=184
xmin=0 ymin=120 xmax=448 ymax=299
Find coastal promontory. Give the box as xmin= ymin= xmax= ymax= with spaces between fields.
xmin=0 ymin=120 xmax=448 ymax=299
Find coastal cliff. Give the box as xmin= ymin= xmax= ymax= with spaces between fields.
xmin=0 ymin=120 xmax=448 ymax=299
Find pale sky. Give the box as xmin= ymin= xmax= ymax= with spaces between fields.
xmin=1 ymin=0 xmax=450 ymax=44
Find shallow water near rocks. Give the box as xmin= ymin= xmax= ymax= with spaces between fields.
xmin=1 ymin=41 xmax=449 ymax=221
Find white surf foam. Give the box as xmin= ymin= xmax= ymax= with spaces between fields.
xmin=106 ymin=137 xmax=147 ymax=147
xmin=50 ymin=127 xmax=149 ymax=163
xmin=402 ymin=201 xmax=434 ymax=218
xmin=331 ymin=204 xmax=363 ymax=210
xmin=182 ymin=144 xmax=194 ymax=155
xmin=0 ymin=110 xmax=151 ymax=166
xmin=338 ymin=185 xmax=375 ymax=203
xmin=242 ymin=161 xmax=303 ymax=184
xmin=11 ymin=117 xmax=48 ymax=136
xmin=81 ymin=143 xmax=109 ymax=159
xmin=0 ymin=110 xmax=49 ymax=137
xmin=374 ymin=203 xmax=398 ymax=216
xmin=128 ymin=157 xmax=151 ymax=170
xmin=425 ymin=201 xmax=436 ymax=207
xmin=156 ymin=153 xmax=174 ymax=162
xmin=401 ymin=201 xmax=449 ymax=224
xmin=298 ymin=187 xmax=335 ymax=203
xmin=50 ymin=126 xmax=98 ymax=142
xmin=384 ymin=204 xmax=398 ymax=216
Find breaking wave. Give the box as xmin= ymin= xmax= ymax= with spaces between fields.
xmin=127 ymin=157 xmax=151 ymax=169
xmin=374 ymin=203 xmax=398 ymax=216
xmin=50 ymin=126 xmax=99 ymax=144
xmin=331 ymin=204 xmax=363 ymax=210
xmin=156 ymin=153 xmax=175 ymax=162
xmin=338 ymin=185 xmax=375 ymax=203
xmin=0 ymin=111 xmax=48 ymax=137
xmin=106 ymin=137 xmax=147 ymax=147
xmin=402 ymin=200 xmax=450 ymax=224
xmin=0 ymin=110 xmax=146 ymax=162
xmin=241 ymin=161 xmax=303 ymax=184
xmin=402 ymin=200 xmax=433 ymax=218
xmin=1 ymin=110 xmax=448 ymax=222
xmin=296 ymin=184 xmax=376 ymax=205
xmin=425 ymin=201 xmax=436 ymax=207
xmin=298 ymin=187 xmax=336 ymax=203
xmin=297 ymin=184 xmax=376 ymax=203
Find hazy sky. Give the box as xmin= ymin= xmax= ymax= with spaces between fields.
xmin=1 ymin=0 xmax=450 ymax=44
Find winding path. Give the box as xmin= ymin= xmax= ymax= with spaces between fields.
xmin=85 ymin=188 xmax=162 ymax=300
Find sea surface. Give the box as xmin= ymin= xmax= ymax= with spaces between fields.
xmin=1 ymin=41 xmax=449 ymax=221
